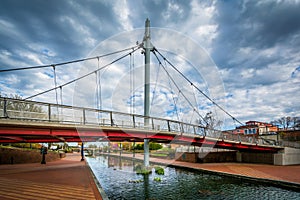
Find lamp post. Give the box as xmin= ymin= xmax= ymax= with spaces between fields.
xmin=40 ymin=146 xmax=47 ymax=164
xmin=80 ymin=142 xmax=84 ymax=161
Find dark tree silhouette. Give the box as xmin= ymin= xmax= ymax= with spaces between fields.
xmin=271 ymin=116 xmax=300 ymax=130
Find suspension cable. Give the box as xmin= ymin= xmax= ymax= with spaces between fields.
xmin=190 ymin=86 xmax=199 ymax=124
xmin=191 ymin=86 xmax=200 ymax=115
xmin=0 ymin=45 xmax=140 ymax=73
xmin=171 ymin=79 xmax=181 ymax=122
xmin=98 ymin=57 xmax=102 ymax=110
xmin=60 ymin=86 xmax=63 ymax=105
xmin=53 ymin=66 xmax=58 ymax=105
xmin=154 ymin=48 xmax=244 ymax=126
xmin=25 ymin=46 xmax=141 ymax=100
xmin=129 ymin=53 xmax=133 ymax=114
xmin=189 ymin=109 xmax=195 ymax=125
xmin=60 ymin=86 xmax=63 ymax=117
xmin=132 ymin=50 xmax=135 ymax=114
xmin=164 ymin=60 xmax=180 ymax=122
xmin=95 ymin=71 xmax=99 ymax=110
xmin=161 ymin=57 xmax=181 ymax=122
xmin=150 ymin=60 xmax=162 ymax=113
xmin=153 ymin=50 xmax=208 ymax=126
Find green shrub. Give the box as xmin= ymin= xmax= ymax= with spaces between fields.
xmin=133 ymin=142 xmax=163 ymax=151
xmin=149 ymin=142 xmax=163 ymax=150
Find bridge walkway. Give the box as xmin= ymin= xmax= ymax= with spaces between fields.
xmin=0 ymin=153 xmax=103 ymax=200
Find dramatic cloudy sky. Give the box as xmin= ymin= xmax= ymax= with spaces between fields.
xmin=0 ymin=0 xmax=299 ymax=129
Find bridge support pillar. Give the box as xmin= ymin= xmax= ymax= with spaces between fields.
xmin=144 ymin=139 xmax=150 ymax=166
xmin=142 ymin=18 xmax=152 ymax=167
xmin=274 ymin=147 xmax=300 ymax=165
xmin=133 ymin=142 xmax=136 ymax=158
xmin=119 ymin=143 xmax=122 ymax=156
xmin=236 ymin=151 xmax=242 ymax=163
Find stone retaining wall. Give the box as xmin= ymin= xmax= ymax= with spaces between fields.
xmin=175 ymin=151 xmax=237 ymax=163
xmin=0 ymin=148 xmax=65 ymax=164
xmin=175 ymin=149 xmax=300 ymax=165
xmin=238 ymin=152 xmax=274 ymax=164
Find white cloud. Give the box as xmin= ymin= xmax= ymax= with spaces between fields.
xmin=162 ymin=1 xmax=185 ymax=20
xmin=20 ymin=52 xmax=44 ymax=65
xmin=0 ymin=19 xmax=20 ymax=38
xmin=59 ymin=15 xmax=97 ymax=47
xmin=1 ymin=0 xmax=299 ymax=130
xmin=112 ymin=0 xmax=133 ymax=31
xmin=225 ymin=78 xmax=300 ymax=124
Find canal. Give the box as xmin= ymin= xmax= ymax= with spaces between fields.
xmin=87 ymin=155 xmax=300 ymax=200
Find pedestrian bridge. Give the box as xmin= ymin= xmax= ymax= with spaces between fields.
xmin=0 ymin=97 xmax=283 ymax=153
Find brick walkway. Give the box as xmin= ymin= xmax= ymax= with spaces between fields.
xmin=0 ymin=153 xmax=103 ymax=200
xmin=114 ymin=153 xmax=300 ymax=186
xmin=1 ymin=152 xmax=298 ymax=199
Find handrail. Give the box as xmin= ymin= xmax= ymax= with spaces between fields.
xmin=0 ymin=97 xmax=203 ymax=127
xmin=0 ymin=97 xmax=206 ymax=132
xmin=0 ymin=97 xmax=283 ymax=147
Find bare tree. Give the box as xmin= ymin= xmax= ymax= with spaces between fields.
xmin=1 ymin=94 xmax=43 ymax=117
xmin=271 ymin=116 xmax=300 ymax=130
xmin=292 ymin=117 xmax=300 ymax=130
xmin=198 ymin=111 xmax=222 ymax=130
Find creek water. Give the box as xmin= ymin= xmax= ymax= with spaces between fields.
xmin=87 ymin=155 xmax=300 ymax=200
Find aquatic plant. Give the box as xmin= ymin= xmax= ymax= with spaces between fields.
xmin=153 ymin=177 xmax=162 ymax=182
xmin=129 ymin=179 xmax=143 ymax=183
xmin=135 ymin=164 xmax=152 ymax=175
xmin=136 ymin=168 xmax=152 ymax=175
xmin=154 ymin=166 xmax=164 ymax=175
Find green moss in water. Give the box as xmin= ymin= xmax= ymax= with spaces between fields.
xmin=153 ymin=177 xmax=162 ymax=182
xmin=136 ymin=168 xmax=152 ymax=175
xmin=154 ymin=166 xmax=164 ymax=175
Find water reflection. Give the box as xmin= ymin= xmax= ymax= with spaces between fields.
xmin=87 ymin=155 xmax=300 ymax=200
xmin=143 ymin=174 xmax=150 ymax=200
xmin=104 ymin=154 xmax=138 ymax=171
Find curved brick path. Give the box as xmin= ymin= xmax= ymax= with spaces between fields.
xmin=1 ymin=152 xmax=298 ymax=199
xmin=0 ymin=153 xmax=102 ymax=200
xmin=111 ymin=153 xmax=300 ymax=186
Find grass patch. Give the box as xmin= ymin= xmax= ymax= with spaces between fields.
xmin=150 ymin=153 xmax=168 ymax=157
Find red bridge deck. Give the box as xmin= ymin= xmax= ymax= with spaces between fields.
xmin=0 ymin=119 xmax=283 ymax=153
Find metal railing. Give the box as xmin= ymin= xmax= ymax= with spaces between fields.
xmin=0 ymin=97 xmax=282 ymax=147
xmin=0 ymin=97 xmax=206 ymax=134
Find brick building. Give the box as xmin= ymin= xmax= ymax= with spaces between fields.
xmin=227 ymin=121 xmax=279 ymax=136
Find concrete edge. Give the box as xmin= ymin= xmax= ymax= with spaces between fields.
xmin=86 ymin=162 xmax=109 ymax=200
xmin=104 ymin=153 xmax=300 ymax=191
